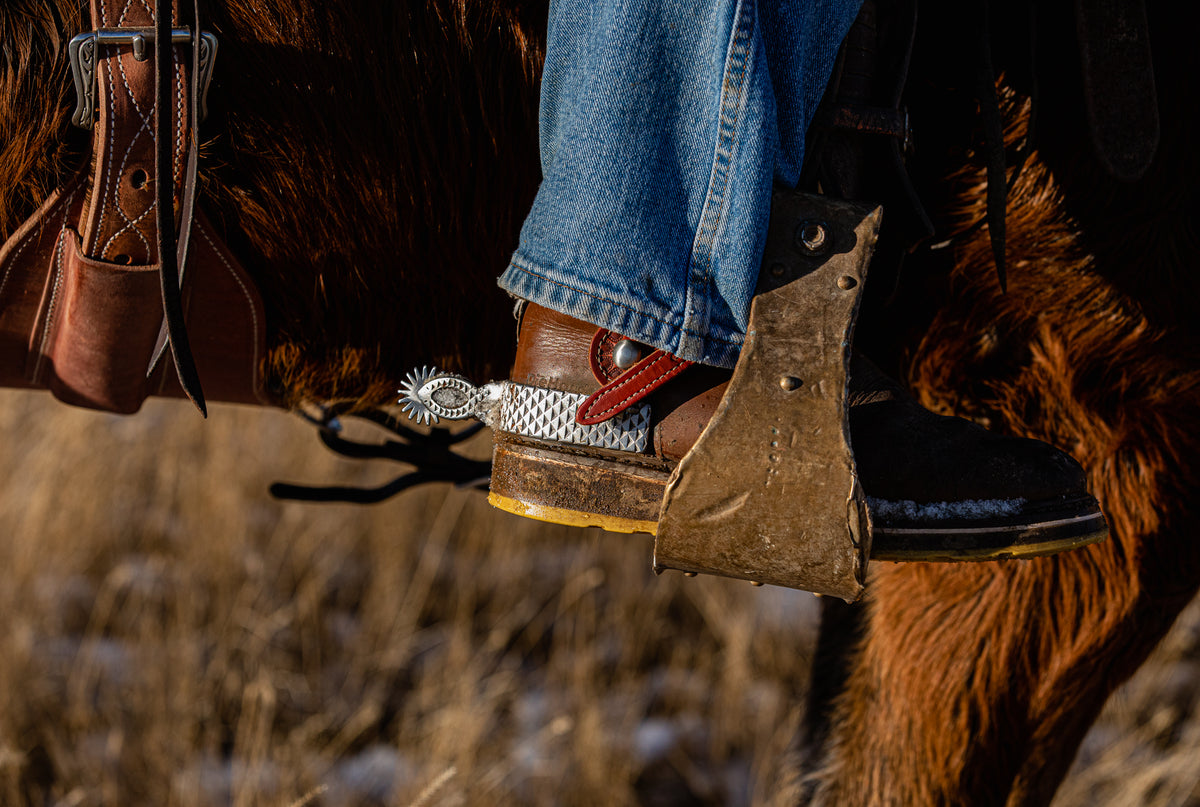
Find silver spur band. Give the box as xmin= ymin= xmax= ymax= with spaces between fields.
xmin=399 ymin=367 xmax=650 ymax=453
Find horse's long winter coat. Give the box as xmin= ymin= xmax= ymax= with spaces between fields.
xmin=2 ymin=1 xmax=1195 ymax=804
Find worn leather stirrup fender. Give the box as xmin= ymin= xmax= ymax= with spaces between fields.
xmin=654 ymin=191 xmax=880 ymax=601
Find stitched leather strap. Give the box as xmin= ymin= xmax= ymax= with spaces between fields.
xmin=575 ymin=349 xmax=692 ymax=425
xmin=77 ymin=0 xmax=206 ymax=412
xmin=82 ymin=0 xmax=181 ymax=260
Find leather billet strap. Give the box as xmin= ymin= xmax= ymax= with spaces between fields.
xmin=79 ymin=0 xmax=183 ymax=264
xmin=809 ymin=0 xmax=933 ymax=289
xmin=81 ymin=0 xmax=205 ymax=411
xmin=1076 ymin=0 xmax=1159 ymax=180
xmin=0 ymin=0 xmax=268 ymax=413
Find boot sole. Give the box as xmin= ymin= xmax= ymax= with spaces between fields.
xmin=870 ymin=502 xmax=1109 ymax=561
xmin=490 ymin=439 xmax=1108 ymax=561
xmin=489 ymin=440 xmax=666 ymax=535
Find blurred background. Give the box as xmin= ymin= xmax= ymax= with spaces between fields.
xmin=0 ymin=389 xmax=1196 ymax=806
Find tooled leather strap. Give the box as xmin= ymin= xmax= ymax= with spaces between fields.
xmin=81 ymin=0 xmax=205 ymax=412
xmin=82 ymin=0 xmax=183 ymax=262
xmin=78 ymin=0 xmax=204 ymax=410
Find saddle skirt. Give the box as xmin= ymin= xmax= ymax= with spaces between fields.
xmin=0 ymin=170 xmax=268 ymax=413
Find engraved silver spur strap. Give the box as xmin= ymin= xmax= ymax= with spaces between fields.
xmin=398 ymin=366 xmax=650 ymax=453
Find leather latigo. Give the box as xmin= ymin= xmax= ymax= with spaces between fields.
xmin=507 ymin=303 xmax=729 ymax=463
xmin=0 ymin=0 xmax=267 ymax=412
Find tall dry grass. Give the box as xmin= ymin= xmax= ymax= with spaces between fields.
xmin=0 ymin=388 xmax=1196 ymax=805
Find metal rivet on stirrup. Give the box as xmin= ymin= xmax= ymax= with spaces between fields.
xmin=796 ymin=220 xmax=831 ymax=255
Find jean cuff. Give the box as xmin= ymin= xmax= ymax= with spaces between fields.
xmin=499 ymin=255 xmax=743 ymax=369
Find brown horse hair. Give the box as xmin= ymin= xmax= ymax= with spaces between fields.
xmin=0 ymin=1 xmax=86 ymax=241
xmin=804 ymin=1 xmax=1200 ymax=801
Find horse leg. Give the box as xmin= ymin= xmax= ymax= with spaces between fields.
xmin=807 ymin=533 xmax=1196 ymax=805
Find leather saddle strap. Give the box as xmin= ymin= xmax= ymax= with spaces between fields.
xmin=1075 ymin=0 xmax=1159 ymax=181
xmin=154 ymin=0 xmax=206 ymax=414
xmin=82 ymin=0 xmax=205 ymax=413
xmin=811 ymin=0 xmax=933 ymax=257
xmin=82 ymin=0 xmax=178 ymax=261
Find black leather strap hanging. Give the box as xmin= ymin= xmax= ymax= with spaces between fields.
xmin=154 ymin=0 xmax=207 ymax=415
xmin=975 ymin=0 xmax=1009 ymax=291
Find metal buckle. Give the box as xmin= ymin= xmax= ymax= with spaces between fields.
xmin=68 ymin=28 xmax=218 ymax=130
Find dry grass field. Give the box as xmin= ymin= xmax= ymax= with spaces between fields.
xmin=0 ymin=388 xmax=1197 ymax=806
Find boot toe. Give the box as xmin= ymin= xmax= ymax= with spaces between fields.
xmin=850 ymin=400 xmax=1107 ymax=560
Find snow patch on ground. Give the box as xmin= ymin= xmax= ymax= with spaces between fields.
xmin=172 ymin=756 xmax=281 ymax=807
xmin=324 ymin=745 xmax=416 ymax=806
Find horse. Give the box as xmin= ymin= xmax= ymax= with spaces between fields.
xmin=1 ymin=0 xmax=1195 ymax=804
xmin=800 ymin=1 xmax=1200 ymax=803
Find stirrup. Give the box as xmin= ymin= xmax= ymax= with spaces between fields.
xmin=654 ymin=192 xmax=876 ymax=600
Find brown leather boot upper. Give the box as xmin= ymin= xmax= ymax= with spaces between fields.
xmin=509 ymin=303 xmax=729 ymax=462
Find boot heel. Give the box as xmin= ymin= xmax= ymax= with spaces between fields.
xmin=488 ymin=439 xmax=666 ymax=534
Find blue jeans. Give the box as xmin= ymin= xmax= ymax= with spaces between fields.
xmin=499 ymin=0 xmax=864 ymax=368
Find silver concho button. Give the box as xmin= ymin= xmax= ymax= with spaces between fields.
xmin=613 ymin=339 xmax=644 ymax=370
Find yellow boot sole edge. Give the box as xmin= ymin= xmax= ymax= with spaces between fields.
xmin=489 ymin=491 xmax=1109 ymax=562
xmin=488 ymin=492 xmax=659 ymax=536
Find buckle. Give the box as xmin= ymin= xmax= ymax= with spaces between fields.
xmin=68 ymin=28 xmax=218 ymax=130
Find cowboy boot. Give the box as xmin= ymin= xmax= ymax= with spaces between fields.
xmin=481 ymin=301 xmax=1106 ymax=563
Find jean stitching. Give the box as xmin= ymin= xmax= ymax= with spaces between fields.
xmin=505 ymin=259 xmax=743 ymax=347
xmin=683 ymin=0 xmax=755 ymax=350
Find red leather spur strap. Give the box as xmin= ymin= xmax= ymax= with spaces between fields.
xmin=0 ymin=0 xmax=268 ymax=413
xmin=575 ymin=348 xmax=692 ymax=425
